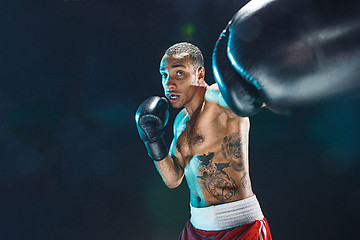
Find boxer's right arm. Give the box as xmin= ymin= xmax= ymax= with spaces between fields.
xmin=154 ymin=141 xmax=185 ymax=189
xmin=135 ymin=97 xmax=185 ymax=188
xmin=135 ymin=96 xmax=169 ymax=161
xmin=153 ymin=109 xmax=188 ymax=188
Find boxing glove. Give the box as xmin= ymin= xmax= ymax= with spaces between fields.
xmin=213 ymin=24 xmax=263 ymax=117
xmin=213 ymin=0 xmax=360 ymax=115
xmin=135 ymin=96 xmax=169 ymax=161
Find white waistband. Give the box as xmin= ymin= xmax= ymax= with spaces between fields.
xmin=190 ymin=195 xmax=264 ymax=231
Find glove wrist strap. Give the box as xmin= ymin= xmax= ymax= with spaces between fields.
xmin=145 ymin=138 xmax=168 ymax=161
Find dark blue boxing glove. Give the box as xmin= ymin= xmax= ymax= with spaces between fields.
xmin=213 ymin=24 xmax=263 ymax=117
xmin=135 ymin=96 xmax=169 ymax=161
xmin=213 ymin=0 xmax=360 ymax=116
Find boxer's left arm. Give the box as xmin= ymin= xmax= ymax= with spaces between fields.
xmin=206 ymin=84 xmax=266 ymax=109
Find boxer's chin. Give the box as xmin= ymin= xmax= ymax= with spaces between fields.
xmin=170 ymin=102 xmax=183 ymax=109
xmin=168 ymin=96 xmax=183 ymax=108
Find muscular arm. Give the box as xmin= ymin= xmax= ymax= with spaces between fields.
xmin=154 ymin=109 xmax=188 ymax=189
xmin=154 ymin=150 xmax=184 ymax=189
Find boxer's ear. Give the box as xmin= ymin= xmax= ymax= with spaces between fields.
xmin=197 ymin=67 xmax=205 ymax=85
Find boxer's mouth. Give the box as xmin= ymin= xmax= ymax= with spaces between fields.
xmin=167 ymin=94 xmax=180 ymax=100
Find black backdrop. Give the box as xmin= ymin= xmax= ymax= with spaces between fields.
xmin=0 ymin=0 xmax=359 ymax=239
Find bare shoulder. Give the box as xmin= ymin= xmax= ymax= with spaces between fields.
xmin=173 ymin=108 xmax=189 ymax=136
xmin=174 ymin=108 xmax=188 ymax=126
xmin=169 ymin=109 xmax=189 ymax=159
xmin=207 ymin=83 xmax=219 ymax=90
xmin=205 ymin=84 xmax=250 ymax=126
xmin=205 ymin=83 xmax=229 ymax=108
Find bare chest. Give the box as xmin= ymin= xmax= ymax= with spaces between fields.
xmin=176 ymin=109 xmax=228 ymax=165
xmin=177 ymin=119 xmax=206 ymax=153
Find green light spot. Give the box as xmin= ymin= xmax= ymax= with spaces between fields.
xmin=181 ymin=24 xmax=195 ymax=41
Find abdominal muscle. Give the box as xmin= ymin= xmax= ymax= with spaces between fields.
xmin=176 ymin=101 xmax=253 ymax=208
xmin=184 ymin=147 xmax=254 ymax=208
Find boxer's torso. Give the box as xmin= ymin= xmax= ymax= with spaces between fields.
xmin=174 ymin=90 xmax=254 ymax=208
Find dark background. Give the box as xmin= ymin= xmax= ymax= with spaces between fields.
xmin=0 ymin=0 xmax=359 ymax=239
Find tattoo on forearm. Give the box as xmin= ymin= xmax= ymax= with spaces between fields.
xmin=197 ymin=152 xmax=237 ymax=202
xmin=221 ymin=132 xmax=245 ymax=172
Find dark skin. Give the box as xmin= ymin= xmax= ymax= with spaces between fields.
xmin=155 ymin=52 xmax=253 ymax=208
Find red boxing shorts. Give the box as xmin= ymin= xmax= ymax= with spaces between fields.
xmin=178 ymin=195 xmax=272 ymax=240
xmin=179 ymin=218 xmax=271 ymax=240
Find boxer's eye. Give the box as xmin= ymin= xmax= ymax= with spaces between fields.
xmin=176 ymin=71 xmax=184 ymax=76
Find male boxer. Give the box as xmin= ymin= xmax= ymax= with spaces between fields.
xmin=136 ymin=42 xmax=271 ymax=240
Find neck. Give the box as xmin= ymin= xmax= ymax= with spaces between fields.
xmin=184 ymin=85 xmax=208 ymax=118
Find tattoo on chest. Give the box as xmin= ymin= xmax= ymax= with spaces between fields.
xmin=221 ymin=132 xmax=245 ymax=172
xmin=196 ymin=152 xmax=237 ymax=202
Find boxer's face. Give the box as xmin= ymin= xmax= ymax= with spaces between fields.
xmin=160 ymin=53 xmax=204 ymax=109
